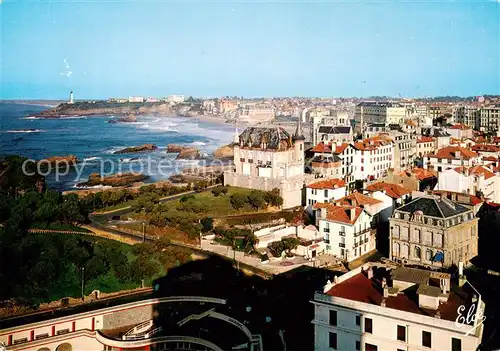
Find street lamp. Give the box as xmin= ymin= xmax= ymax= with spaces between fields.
xmin=81 ymin=267 xmax=85 ymax=301
xmin=142 ymin=221 xmax=146 ymax=243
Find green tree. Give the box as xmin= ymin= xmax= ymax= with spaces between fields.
xmin=200 ymin=217 xmax=214 ymax=232
xmin=230 ymin=193 xmax=247 ymax=211
xmin=247 ymin=191 xmax=265 ymax=210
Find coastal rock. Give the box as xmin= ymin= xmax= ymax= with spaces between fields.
xmin=77 ymin=172 xmax=149 ymax=187
xmin=114 ymin=144 xmax=158 ymax=154
xmin=41 ymin=155 xmax=78 ymax=166
xmin=213 ymin=144 xmax=234 ymax=159
xmin=108 ymin=114 xmax=137 ymax=124
xmin=167 ymin=144 xmax=203 ymax=160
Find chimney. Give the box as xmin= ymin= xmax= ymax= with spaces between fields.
xmin=381 ymin=298 xmax=386 ymax=307
xmin=367 ymin=267 xmax=374 ymax=279
xmin=435 ymin=310 xmax=441 ymax=319
xmin=456 ymin=151 xmax=461 ymax=158
xmin=350 ymin=208 xmax=357 ymax=222
xmin=382 ymin=277 xmax=387 ymax=288
xmin=383 ymin=287 xmax=389 ymax=298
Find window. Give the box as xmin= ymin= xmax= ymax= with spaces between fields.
xmin=329 ymin=310 xmax=337 ymax=326
xmin=325 ymin=233 xmax=330 ymax=244
xmin=364 ymin=318 xmax=372 ymax=333
xmin=240 ymin=158 xmax=245 ymax=162
xmin=452 ymin=338 xmax=462 ymax=351
xmin=397 ymin=325 xmax=406 ymax=342
xmin=248 ymin=159 xmax=253 ymax=163
xmin=324 ymin=189 xmax=328 ymax=198
xmin=415 ymin=246 xmax=421 ymax=259
xmin=365 ymin=343 xmax=378 ymax=351
xmin=329 ymin=332 xmax=337 ymax=349
xmin=356 ymin=341 xmax=360 ymax=350
xmin=355 ymin=315 xmax=360 ymax=326
xmin=422 ymin=331 xmax=432 ymax=348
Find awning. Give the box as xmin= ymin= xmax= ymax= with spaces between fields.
xmin=433 ymin=251 xmax=444 ymax=262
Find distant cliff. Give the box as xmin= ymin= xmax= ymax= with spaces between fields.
xmin=30 ymin=101 xmax=202 ymax=118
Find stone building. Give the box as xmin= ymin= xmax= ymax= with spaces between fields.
xmin=224 ymin=121 xmax=312 ymax=208
xmin=389 ymin=195 xmax=479 ymax=268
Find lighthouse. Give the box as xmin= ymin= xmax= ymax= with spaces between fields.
xmin=69 ymin=91 xmax=74 ymax=104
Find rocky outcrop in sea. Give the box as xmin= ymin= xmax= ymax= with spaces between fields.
xmin=114 ymin=144 xmax=158 ymax=154
xmin=166 ymin=144 xmax=203 ymax=160
xmin=76 ymin=172 xmax=149 ymax=187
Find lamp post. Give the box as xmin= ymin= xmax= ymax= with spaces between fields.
xmin=81 ymin=267 xmax=85 ymax=301
xmin=142 ymin=221 xmax=146 ymax=243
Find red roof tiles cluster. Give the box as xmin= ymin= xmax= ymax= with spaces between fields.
xmin=397 ymin=168 xmax=437 ymax=181
xmin=334 ymin=192 xmax=382 ymax=207
xmin=365 ymin=182 xmax=410 ymax=199
xmin=417 ymin=136 xmax=434 ymax=143
xmin=449 ymin=123 xmax=471 ymax=130
xmin=313 ymin=202 xmax=363 ymax=224
xmin=429 ymin=146 xmax=478 ymax=160
xmin=472 ymin=144 xmax=500 ymax=153
xmin=307 ymin=178 xmax=346 ymax=190
xmin=353 ymin=136 xmax=392 ymax=151
xmin=453 ymin=165 xmax=496 ymax=180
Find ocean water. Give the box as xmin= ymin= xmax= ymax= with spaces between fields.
xmin=0 ymin=103 xmax=234 ymax=191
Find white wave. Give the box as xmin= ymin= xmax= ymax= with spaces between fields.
xmin=83 ymin=156 xmax=102 ymax=162
xmin=5 ymin=129 xmax=45 ymax=133
xmin=189 ymin=141 xmax=208 ymax=146
xmin=22 ymin=116 xmax=40 ymax=120
xmin=59 ymin=116 xmax=87 ymax=120
xmin=102 ymin=146 xmax=127 ymax=154
xmin=73 ymin=184 xmax=114 ymax=190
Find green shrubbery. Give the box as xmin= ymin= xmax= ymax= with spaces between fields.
xmin=268 ymin=237 xmax=301 ymax=257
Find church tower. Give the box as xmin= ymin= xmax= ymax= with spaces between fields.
xmin=293 ymin=116 xmax=305 ymax=165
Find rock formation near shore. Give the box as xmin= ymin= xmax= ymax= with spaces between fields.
xmin=213 ymin=144 xmax=234 ymax=159
xmin=76 ymin=172 xmax=149 ymax=187
xmin=41 ymin=155 xmax=78 ymax=166
xmin=166 ymin=144 xmax=203 ymax=160
xmin=114 ymin=144 xmax=158 ymax=154
xmin=108 ymin=114 xmax=137 ymax=124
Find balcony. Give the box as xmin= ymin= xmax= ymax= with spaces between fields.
xmin=339 ymin=243 xmax=346 ymax=248
xmin=354 ymin=228 xmax=373 ymax=237
xmin=339 ymin=231 xmax=346 ymax=237
xmin=324 ymin=228 xmax=330 ymax=233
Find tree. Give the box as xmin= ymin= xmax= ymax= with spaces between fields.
xmin=200 ymin=217 xmax=214 ymax=232
xmin=211 ymin=185 xmax=227 ymax=197
xmin=281 ymin=237 xmax=300 ymax=255
xmin=247 ymin=191 xmax=265 ymax=210
xmin=264 ymin=188 xmax=283 ymax=207
xmin=230 ymin=193 xmax=247 ymax=211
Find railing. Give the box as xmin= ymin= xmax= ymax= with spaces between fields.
xmin=324 ymin=228 xmax=330 ymax=233
xmin=354 ymin=228 xmax=373 ymax=237
xmin=339 ymin=231 xmax=346 ymax=237
xmin=339 ymin=243 xmax=346 ymax=248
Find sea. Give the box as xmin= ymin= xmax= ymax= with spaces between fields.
xmin=0 ymin=103 xmax=235 ymax=191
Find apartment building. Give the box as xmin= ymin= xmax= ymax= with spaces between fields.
xmin=471 ymin=144 xmax=500 ymax=159
xmin=445 ymin=124 xmax=474 ymax=139
xmin=312 ymin=264 xmax=485 ymax=351
xmin=389 ymin=195 xmax=479 ymax=268
xmin=313 ymin=199 xmax=378 ymax=262
xmin=479 ymin=105 xmax=500 ymax=132
xmin=238 ymin=107 xmax=276 ymax=123
xmin=316 ymin=126 xmax=353 ymax=144
xmin=352 ymin=136 xmax=395 ymax=180
xmin=354 ymin=102 xmax=407 ymax=132
xmin=436 ymin=165 xmax=499 ymax=202
xmin=454 ymin=105 xmax=480 ymax=129
xmin=305 ymin=178 xmax=347 ymax=214
xmin=386 ymin=131 xmax=417 ymax=171
xmin=128 ymin=96 xmax=144 ymax=103
xmin=416 ymin=136 xmax=435 ymax=158
xmin=424 ymin=146 xmax=481 ymax=172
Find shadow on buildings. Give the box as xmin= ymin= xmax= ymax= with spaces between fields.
xmin=151 ymin=255 xmax=343 ymax=351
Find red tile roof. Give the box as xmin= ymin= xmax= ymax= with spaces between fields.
xmin=334 ymin=192 xmax=382 ymax=207
xmin=365 ymin=182 xmax=410 ymax=199
xmin=482 ymin=156 xmax=497 ymax=162
xmin=472 ymin=144 xmax=500 ymax=153
xmin=326 ymin=270 xmax=465 ymax=322
xmin=335 ymin=143 xmax=350 ymax=154
xmin=454 ymin=165 xmax=496 ymax=180
xmin=449 ymin=123 xmax=471 ymax=130
xmin=307 ymin=178 xmax=346 ymax=190
xmin=353 ymin=136 xmax=392 ymax=151
xmin=397 ymin=168 xmax=437 ymax=181
xmin=432 ymin=190 xmax=483 ymax=205
xmin=313 ymin=203 xmax=363 ymax=224
xmin=417 ymin=136 xmax=434 ymax=143
xmin=311 ymin=142 xmax=332 ymax=153
xmin=429 ymin=146 xmax=478 ymax=160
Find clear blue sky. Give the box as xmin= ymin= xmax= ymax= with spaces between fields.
xmin=1 ymin=0 xmax=499 ymax=99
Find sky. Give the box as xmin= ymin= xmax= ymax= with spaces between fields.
xmin=1 ymin=0 xmax=499 ymax=99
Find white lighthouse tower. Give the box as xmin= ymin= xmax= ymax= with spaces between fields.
xmin=69 ymin=91 xmax=74 ymax=104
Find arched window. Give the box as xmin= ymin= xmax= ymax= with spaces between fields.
xmin=56 ymin=343 xmax=72 ymax=351
xmin=414 ymin=246 xmax=421 ymax=259
xmin=426 ymin=249 xmax=433 ymax=261
xmin=393 ymin=242 xmax=400 ymax=257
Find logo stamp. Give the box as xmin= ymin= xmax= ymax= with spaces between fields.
xmin=455 ymin=280 xmax=486 ymax=336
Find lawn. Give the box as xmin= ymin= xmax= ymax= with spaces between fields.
xmin=159 ymin=186 xmax=269 ymax=217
